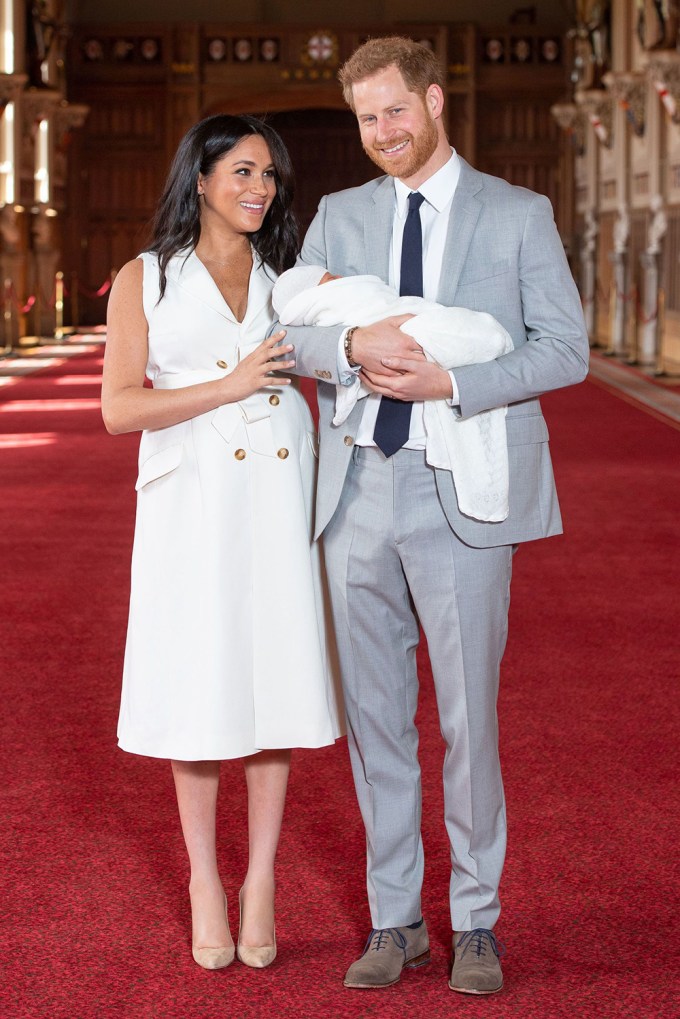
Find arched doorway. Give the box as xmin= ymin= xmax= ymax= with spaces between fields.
xmin=261 ymin=109 xmax=377 ymax=236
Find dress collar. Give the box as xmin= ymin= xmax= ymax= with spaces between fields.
xmin=165 ymin=247 xmax=274 ymax=324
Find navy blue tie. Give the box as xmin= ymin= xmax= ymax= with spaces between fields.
xmin=373 ymin=191 xmax=425 ymax=457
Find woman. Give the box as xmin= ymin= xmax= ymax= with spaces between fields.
xmin=102 ymin=115 xmax=343 ymax=972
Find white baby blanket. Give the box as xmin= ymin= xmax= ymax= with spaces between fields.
xmin=274 ymin=272 xmax=514 ymax=522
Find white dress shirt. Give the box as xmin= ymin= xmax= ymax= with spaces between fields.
xmin=339 ymin=149 xmax=461 ymax=448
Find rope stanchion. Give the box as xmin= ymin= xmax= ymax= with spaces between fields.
xmin=55 ymin=271 xmax=65 ymax=339
xmin=33 ymin=278 xmax=41 ymax=338
xmin=70 ymin=271 xmax=79 ymax=333
xmin=3 ymin=278 xmax=14 ymax=352
xmin=1 ymin=278 xmax=11 ymax=354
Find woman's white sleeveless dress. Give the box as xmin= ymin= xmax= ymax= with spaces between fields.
xmin=117 ymin=250 xmax=344 ymax=760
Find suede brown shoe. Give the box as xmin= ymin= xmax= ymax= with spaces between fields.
xmin=343 ymin=921 xmax=430 ymax=989
xmin=449 ymin=929 xmax=504 ymax=995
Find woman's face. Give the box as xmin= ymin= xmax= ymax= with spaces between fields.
xmin=197 ymin=135 xmax=277 ymax=236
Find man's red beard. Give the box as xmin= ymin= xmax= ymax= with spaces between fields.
xmin=363 ymin=114 xmax=438 ymax=179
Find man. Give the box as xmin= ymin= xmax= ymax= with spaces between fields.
xmin=280 ymin=37 xmax=589 ymax=995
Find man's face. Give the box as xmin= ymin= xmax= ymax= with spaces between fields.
xmin=352 ymin=64 xmax=440 ymax=183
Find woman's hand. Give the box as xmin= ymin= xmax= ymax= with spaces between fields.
xmin=222 ymin=331 xmax=295 ymax=403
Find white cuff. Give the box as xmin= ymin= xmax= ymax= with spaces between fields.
xmin=338 ymin=328 xmax=362 ymax=386
xmin=446 ymin=370 xmax=461 ymax=412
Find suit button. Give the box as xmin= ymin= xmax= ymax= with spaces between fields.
xmin=234 ymin=449 xmax=246 ymax=460
xmin=269 ymin=394 xmax=280 ymax=406
xmin=344 ymin=436 xmax=354 ymax=446
xmin=277 ymin=448 xmax=289 ymax=459
xmin=216 ymin=359 xmax=228 ymax=369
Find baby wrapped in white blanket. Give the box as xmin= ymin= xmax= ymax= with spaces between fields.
xmin=272 ymin=265 xmax=514 ymax=522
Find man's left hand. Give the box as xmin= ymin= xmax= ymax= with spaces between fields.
xmin=361 ymin=356 xmax=453 ymax=401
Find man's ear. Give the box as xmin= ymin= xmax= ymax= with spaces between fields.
xmin=426 ymin=84 xmax=445 ymax=118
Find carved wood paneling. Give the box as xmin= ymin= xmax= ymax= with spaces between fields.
xmin=263 ymin=109 xmax=375 ymax=235
xmin=475 ymin=94 xmax=563 ymax=209
xmin=85 ymin=91 xmax=164 ymax=146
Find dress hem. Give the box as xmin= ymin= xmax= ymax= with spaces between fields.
xmin=117 ymin=731 xmax=346 ymax=762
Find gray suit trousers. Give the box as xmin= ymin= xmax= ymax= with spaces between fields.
xmin=323 ymin=446 xmax=512 ymax=932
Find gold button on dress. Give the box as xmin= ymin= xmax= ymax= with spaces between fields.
xmin=234 ymin=448 xmax=246 ymax=460
xmin=277 ymin=448 xmax=289 ymax=459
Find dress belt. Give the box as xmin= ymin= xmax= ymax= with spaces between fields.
xmin=153 ymin=370 xmax=281 ymax=457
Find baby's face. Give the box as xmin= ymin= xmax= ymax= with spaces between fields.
xmin=319 ymin=272 xmax=341 ymax=285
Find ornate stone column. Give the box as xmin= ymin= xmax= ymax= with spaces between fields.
xmin=602 ymin=71 xmax=646 ymax=138
xmin=0 ymin=203 xmax=24 ymax=349
xmin=19 ymin=89 xmax=61 ymax=337
xmin=601 ymin=72 xmax=646 ymax=358
xmin=609 ymin=202 xmax=630 ymax=356
xmin=550 ymin=102 xmax=586 ymax=266
xmin=29 ymin=203 xmax=59 ymax=337
xmin=550 ymin=101 xmax=586 ymax=155
xmin=576 ymin=89 xmax=614 ymax=148
xmin=18 ymin=91 xmax=90 ymax=338
xmin=646 ymin=52 xmax=680 ymax=125
xmin=580 ymin=208 xmax=599 ymax=340
xmin=0 ymin=73 xmax=28 ymax=347
xmin=639 ymin=195 xmax=668 ymax=367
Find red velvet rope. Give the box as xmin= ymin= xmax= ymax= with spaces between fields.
xmin=7 ymin=283 xmax=36 ymax=315
xmin=0 ymin=271 xmax=111 ymax=316
xmin=76 ymin=278 xmax=112 ymax=299
xmin=583 ymin=284 xmax=657 ymax=325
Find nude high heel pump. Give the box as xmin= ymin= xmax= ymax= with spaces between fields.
xmin=236 ymin=887 xmax=277 ymax=968
xmin=191 ymin=892 xmax=235 ymax=970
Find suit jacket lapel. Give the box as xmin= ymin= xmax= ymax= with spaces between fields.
xmin=364 ymin=176 xmax=395 ymax=279
xmin=437 ymin=158 xmax=484 ymax=305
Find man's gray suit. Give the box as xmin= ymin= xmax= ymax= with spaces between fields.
xmin=282 ymin=158 xmax=589 ymax=931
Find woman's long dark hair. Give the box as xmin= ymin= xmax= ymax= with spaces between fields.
xmin=149 ymin=114 xmax=299 ymax=299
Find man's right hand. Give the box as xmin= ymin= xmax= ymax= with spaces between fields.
xmin=351 ymin=315 xmax=424 ymax=375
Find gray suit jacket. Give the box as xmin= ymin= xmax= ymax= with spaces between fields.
xmin=282 ymin=158 xmax=589 ymax=546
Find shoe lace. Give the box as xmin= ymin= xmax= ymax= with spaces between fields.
xmin=363 ymin=927 xmax=408 ymax=956
xmin=457 ymin=928 xmax=506 ymax=960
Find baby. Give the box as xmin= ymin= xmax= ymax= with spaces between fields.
xmin=272 ymin=265 xmax=514 ymax=523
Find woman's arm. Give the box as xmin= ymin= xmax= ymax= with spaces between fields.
xmin=101 ymin=258 xmax=294 ymax=435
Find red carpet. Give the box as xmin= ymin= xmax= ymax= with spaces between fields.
xmin=1 ymin=352 xmax=678 ymax=1018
